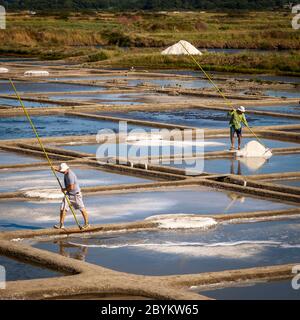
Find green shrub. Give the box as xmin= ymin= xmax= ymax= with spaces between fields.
xmin=86 ymin=51 xmax=109 ymax=62
xmin=101 ymin=30 xmax=132 ymax=47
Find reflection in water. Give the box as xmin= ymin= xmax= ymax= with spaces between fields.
xmin=230 ymin=159 xmax=242 ymax=175
xmin=230 ymin=157 xmax=269 ymax=175
xmin=224 ymin=193 xmax=245 ymax=213
xmin=238 ymin=157 xmax=268 ymax=172
xmin=54 ymin=240 xmax=88 ymax=261
xmin=34 ymin=218 xmax=300 ymax=276
xmin=205 ymin=154 xmax=299 ymax=176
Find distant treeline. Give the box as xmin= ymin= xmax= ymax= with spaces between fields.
xmin=0 ymin=0 xmax=294 ymax=11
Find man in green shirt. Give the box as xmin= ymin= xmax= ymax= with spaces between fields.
xmin=228 ymin=106 xmax=248 ymax=150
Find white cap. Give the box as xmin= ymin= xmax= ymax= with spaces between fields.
xmin=58 ymin=163 xmax=69 ymax=173
xmin=238 ymin=106 xmax=246 ymax=113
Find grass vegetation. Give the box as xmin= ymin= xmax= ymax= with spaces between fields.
xmin=1 ymin=11 xmax=299 ymax=75
xmin=84 ymin=50 xmax=300 ymax=75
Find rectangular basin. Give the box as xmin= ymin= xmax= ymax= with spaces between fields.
xmin=0 ymin=80 xmax=103 ymax=94
xmin=248 ymin=104 xmax=300 ymax=115
xmin=33 ymin=218 xmax=300 ymax=276
xmin=203 ymin=153 xmax=300 ymax=176
xmin=271 ymin=179 xmax=300 ymax=188
xmin=195 ymin=279 xmax=299 ymax=300
xmin=98 ymin=108 xmax=300 ymax=128
xmin=0 ymin=98 xmax=60 ymax=108
xmin=0 ymin=255 xmax=62 ymax=281
xmin=0 ymin=150 xmax=41 ymax=165
xmin=58 ymin=137 xmax=299 ymax=161
xmin=0 ymin=115 xmax=154 ymax=140
xmin=0 ymin=186 xmax=293 ymax=229
xmin=0 ymin=166 xmax=152 ymax=193
xmin=160 ymin=153 xmax=300 ymax=176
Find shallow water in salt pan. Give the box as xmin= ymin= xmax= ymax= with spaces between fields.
xmin=0 ymin=167 xmax=151 ymax=193
xmin=0 ymin=81 xmax=103 ymax=94
xmin=0 ymin=151 xmax=41 ymax=165
xmin=58 ymin=137 xmax=298 ymax=159
xmin=0 ymin=115 xmax=153 ymax=140
xmin=99 ymin=108 xmax=300 ymax=128
xmin=0 ymin=255 xmax=62 ymax=281
xmin=203 ymin=153 xmax=300 ymax=175
xmin=60 ymin=140 xmax=219 ymax=159
xmin=0 ymin=97 xmax=60 ymax=108
xmin=248 ymin=104 xmax=300 ymax=115
xmin=34 ymin=218 xmax=300 ymax=276
xmin=270 ymin=179 xmax=300 ymax=188
xmin=205 ymin=137 xmax=299 ymax=152
xmin=265 ymin=90 xmax=300 ymax=99
xmin=47 ymin=77 xmax=212 ymax=89
xmin=161 ymin=153 xmax=300 ymax=176
xmin=49 ymin=92 xmax=145 ymax=105
xmin=0 ymin=187 xmax=292 ymax=230
xmin=127 ymin=78 xmax=213 ymax=89
xmin=196 ymin=279 xmax=299 ymax=300
xmin=48 ymin=76 xmax=128 ymax=82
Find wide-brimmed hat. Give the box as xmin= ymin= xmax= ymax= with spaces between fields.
xmin=238 ymin=106 xmax=246 ymax=113
xmin=58 ymin=163 xmax=69 ymax=173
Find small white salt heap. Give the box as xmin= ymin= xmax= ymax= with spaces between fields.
xmin=23 ymin=188 xmax=63 ymax=199
xmin=236 ymin=140 xmax=272 ymax=158
xmin=24 ymin=70 xmax=49 ymax=77
xmin=146 ymin=214 xmax=217 ymax=230
xmin=126 ymin=133 xmax=162 ymax=143
xmin=126 ymin=133 xmax=225 ymax=148
xmin=0 ymin=67 xmax=9 ymax=73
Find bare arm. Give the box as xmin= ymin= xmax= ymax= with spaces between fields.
xmin=65 ymin=184 xmax=75 ymax=192
xmin=54 ymin=167 xmax=74 ymax=192
xmin=61 ymin=184 xmax=75 ymax=193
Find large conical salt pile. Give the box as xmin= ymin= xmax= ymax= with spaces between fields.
xmin=161 ymin=40 xmax=202 ymax=55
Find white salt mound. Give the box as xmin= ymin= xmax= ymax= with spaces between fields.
xmin=24 ymin=70 xmax=49 ymax=77
xmin=236 ymin=140 xmax=272 ymax=158
xmin=0 ymin=67 xmax=9 ymax=73
xmin=129 ymin=140 xmax=224 ymax=147
xmin=161 ymin=40 xmax=202 ymax=55
xmin=126 ymin=133 xmax=225 ymax=148
xmin=126 ymin=133 xmax=162 ymax=142
xmin=146 ymin=214 xmax=217 ymax=229
xmin=23 ymin=188 xmax=63 ymax=199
